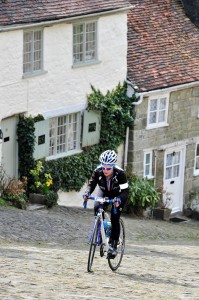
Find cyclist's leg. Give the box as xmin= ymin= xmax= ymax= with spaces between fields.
xmin=108 ymin=206 xmax=121 ymax=258
xmin=108 ymin=218 xmax=125 ymax=271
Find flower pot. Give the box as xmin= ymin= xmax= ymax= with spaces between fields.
xmin=29 ymin=193 xmax=46 ymax=205
xmin=152 ymin=208 xmax=171 ymax=221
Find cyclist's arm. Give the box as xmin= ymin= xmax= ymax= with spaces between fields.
xmin=84 ymin=169 xmax=99 ymax=198
xmin=116 ymin=172 xmax=129 ymax=208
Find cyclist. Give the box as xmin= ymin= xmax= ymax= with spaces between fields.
xmin=83 ymin=149 xmax=129 ymax=258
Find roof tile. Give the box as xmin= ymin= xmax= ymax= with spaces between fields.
xmin=0 ymin=0 xmax=132 ymax=26
xmin=127 ymin=0 xmax=199 ymax=92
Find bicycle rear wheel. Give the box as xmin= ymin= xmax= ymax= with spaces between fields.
xmin=108 ymin=218 xmax=125 ymax=271
xmin=87 ymin=219 xmax=100 ymax=272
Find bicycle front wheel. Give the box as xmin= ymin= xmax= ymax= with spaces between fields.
xmin=108 ymin=218 xmax=125 ymax=271
xmin=87 ymin=219 xmax=100 ymax=272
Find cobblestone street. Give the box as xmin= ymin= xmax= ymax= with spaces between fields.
xmin=0 ymin=205 xmax=198 ymax=299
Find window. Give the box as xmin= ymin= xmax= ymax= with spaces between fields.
xmin=194 ymin=143 xmax=199 ymax=175
xmin=73 ymin=21 xmax=97 ymax=65
xmin=49 ymin=113 xmax=80 ymax=157
xmin=147 ymin=95 xmax=169 ymax=128
xmin=144 ymin=151 xmax=153 ymax=178
xmin=23 ymin=30 xmax=43 ymax=75
xmin=165 ymin=152 xmax=180 ymax=180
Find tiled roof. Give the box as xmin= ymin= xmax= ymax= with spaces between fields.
xmin=127 ymin=0 xmax=199 ymax=92
xmin=0 ymin=0 xmax=131 ymax=26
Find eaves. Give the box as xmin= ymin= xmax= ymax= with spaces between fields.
xmin=0 ymin=5 xmax=134 ymax=32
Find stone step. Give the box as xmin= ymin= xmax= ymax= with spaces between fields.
xmin=27 ymin=204 xmax=47 ymax=211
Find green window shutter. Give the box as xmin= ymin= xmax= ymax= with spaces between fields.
xmin=82 ymin=110 xmax=101 ymax=147
xmin=34 ymin=119 xmax=49 ymax=160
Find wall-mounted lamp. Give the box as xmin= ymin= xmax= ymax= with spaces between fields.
xmin=0 ymin=129 xmax=3 ymax=140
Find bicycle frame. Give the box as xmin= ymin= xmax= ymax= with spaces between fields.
xmin=89 ymin=205 xmax=109 ymax=252
xmin=84 ymin=196 xmax=125 ymax=272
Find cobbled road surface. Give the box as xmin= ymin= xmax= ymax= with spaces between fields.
xmin=0 ymin=205 xmax=198 ymax=300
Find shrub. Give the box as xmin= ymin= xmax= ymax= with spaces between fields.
xmin=44 ymin=190 xmax=58 ymax=208
xmin=0 ymin=198 xmax=7 ymax=207
xmin=29 ymin=161 xmax=53 ymax=195
xmin=127 ymin=174 xmax=160 ymax=215
xmin=2 ymin=177 xmax=28 ymax=210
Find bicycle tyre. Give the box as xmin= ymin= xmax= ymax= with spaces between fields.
xmin=108 ymin=218 xmax=125 ymax=271
xmin=87 ymin=219 xmax=100 ymax=272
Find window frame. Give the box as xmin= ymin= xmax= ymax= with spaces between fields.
xmin=23 ymin=28 xmax=44 ymax=76
xmin=143 ymin=151 xmax=154 ymax=179
xmin=47 ymin=112 xmax=81 ymax=160
xmin=146 ymin=94 xmax=169 ymax=129
xmin=194 ymin=143 xmax=199 ymax=176
xmin=72 ymin=20 xmax=98 ymax=67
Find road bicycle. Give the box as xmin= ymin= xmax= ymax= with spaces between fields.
xmin=83 ymin=196 xmax=125 ymax=272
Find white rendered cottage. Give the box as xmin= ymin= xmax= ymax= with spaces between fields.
xmin=0 ymin=0 xmax=132 ymax=185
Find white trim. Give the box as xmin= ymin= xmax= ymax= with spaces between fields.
xmin=43 ymin=103 xmax=87 ymax=119
xmin=129 ymin=80 xmax=199 ymax=105
xmin=194 ymin=142 xmax=199 ymax=176
xmin=143 ymin=151 xmax=153 ymax=178
xmin=119 ymin=183 xmax=128 ymax=189
xmin=46 ymin=149 xmax=82 ymax=161
xmin=146 ymin=93 xmax=169 ymax=129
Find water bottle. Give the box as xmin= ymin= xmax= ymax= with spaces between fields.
xmin=103 ymin=219 xmax=108 ymax=230
xmin=106 ymin=221 xmax=112 ymax=238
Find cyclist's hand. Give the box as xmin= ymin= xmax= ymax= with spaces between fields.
xmin=114 ymin=202 xmax=119 ymax=208
xmin=83 ymin=192 xmax=90 ymax=201
xmin=114 ymin=197 xmax=121 ymax=207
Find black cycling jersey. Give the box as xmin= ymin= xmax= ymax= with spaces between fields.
xmin=85 ymin=165 xmax=129 ymax=208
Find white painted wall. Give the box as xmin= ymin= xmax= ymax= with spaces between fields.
xmin=0 ymin=12 xmax=127 ymax=121
xmin=0 ymin=12 xmax=127 ymax=203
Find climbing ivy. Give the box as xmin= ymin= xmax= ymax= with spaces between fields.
xmin=42 ymin=81 xmax=135 ymax=192
xmin=17 ymin=115 xmax=35 ymax=179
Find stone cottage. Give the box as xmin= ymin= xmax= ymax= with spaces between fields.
xmin=126 ymin=0 xmax=199 ymax=213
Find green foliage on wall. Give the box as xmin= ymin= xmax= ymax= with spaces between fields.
xmin=17 ymin=115 xmax=35 ymax=179
xmin=43 ymin=81 xmax=135 ymax=192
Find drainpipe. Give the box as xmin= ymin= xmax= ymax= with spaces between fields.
xmin=124 ymin=126 xmax=129 ymax=170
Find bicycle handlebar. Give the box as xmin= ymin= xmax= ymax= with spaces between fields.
xmin=82 ymin=195 xmax=121 ymax=213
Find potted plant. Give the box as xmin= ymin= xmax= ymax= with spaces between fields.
xmin=127 ymin=174 xmax=160 ymax=216
xmin=152 ymin=190 xmax=172 ymax=220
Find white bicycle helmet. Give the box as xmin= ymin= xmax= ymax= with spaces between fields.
xmin=99 ymin=150 xmax=117 ymax=165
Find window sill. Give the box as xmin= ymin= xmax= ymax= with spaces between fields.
xmin=46 ymin=149 xmax=82 ymax=161
xmin=193 ymin=171 xmax=199 ymax=177
xmin=146 ymin=123 xmax=169 ymax=130
xmin=144 ymin=175 xmax=155 ymax=180
xmin=72 ymin=60 xmax=101 ymax=69
xmin=22 ymin=70 xmax=48 ymax=79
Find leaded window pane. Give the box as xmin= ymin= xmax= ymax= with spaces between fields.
xmin=159 ymin=97 xmax=166 ymax=109
xmin=150 ymin=99 xmax=158 ymax=111
xmin=166 ymin=154 xmax=173 ymax=167
xmin=145 ymin=165 xmax=150 ymax=176
xmin=173 ymin=165 xmax=180 ymax=178
xmin=149 ymin=111 xmax=157 ymax=124
xmin=166 ymin=167 xmax=172 ymax=179
xmin=158 ymin=110 xmax=165 ymax=122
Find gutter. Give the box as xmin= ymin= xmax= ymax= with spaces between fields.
xmin=126 ymin=80 xmax=199 ymax=105
xmin=0 ymin=6 xmax=134 ymax=32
